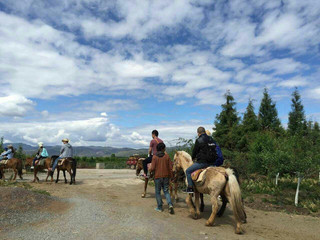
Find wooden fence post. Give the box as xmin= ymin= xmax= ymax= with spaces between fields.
xmin=275 ymin=172 xmax=280 ymax=186
xmin=295 ymin=172 xmax=302 ymax=207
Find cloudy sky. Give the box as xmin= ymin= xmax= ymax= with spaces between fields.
xmin=0 ymin=0 xmax=320 ymax=148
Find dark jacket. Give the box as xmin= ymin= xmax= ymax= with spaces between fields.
xmin=192 ymin=134 xmax=217 ymax=164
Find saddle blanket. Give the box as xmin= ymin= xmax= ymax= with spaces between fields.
xmin=0 ymin=160 xmax=9 ymax=165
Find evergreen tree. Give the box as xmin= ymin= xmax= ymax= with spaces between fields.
xmin=15 ymin=144 xmax=26 ymax=161
xmin=288 ymin=88 xmax=306 ymax=135
xmin=258 ymin=88 xmax=281 ymax=131
xmin=0 ymin=137 xmax=3 ymax=153
xmin=242 ymin=99 xmax=259 ymax=133
xmin=213 ymin=90 xmax=239 ymax=150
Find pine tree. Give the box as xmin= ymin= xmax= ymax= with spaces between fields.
xmin=242 ymin=99 xmax=259 ymax=133
xmin=288 ymin=88 xmax=306 ymax=135
xmin=258 ymin=88 xmax=281 ymax=131
xmin=213 ymin=90 xmax=239 ymax=150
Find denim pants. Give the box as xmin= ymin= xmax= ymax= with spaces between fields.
xmin=186 ymin=162 xmax=212 ymax=187
xmin=143 ymin=155 xmax=153 ymax=174
xmin=154 ymin=177 xmax=173 ymax=209
xmin=51 ymin=157 xmax=62 ymax=172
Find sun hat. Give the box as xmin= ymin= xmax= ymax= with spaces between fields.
xmin=62 ymin=138 xmax=69 ymax=143
xmin=38 ymin=142 xmax=43 ymax=147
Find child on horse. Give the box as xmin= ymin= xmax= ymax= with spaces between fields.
xmin=0 ymin=145 xmax=14 ymax=161
xmin=31 ymin=142 xmax=49 ymax=169
xmin=149 ymin=142 xmax=174 ymax=214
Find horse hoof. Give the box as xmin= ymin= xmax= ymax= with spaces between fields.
xmin=205 ymin=221 xmax=213 ymax=227
xmin=141 ymin=194 xmax=146 ymax=198
xmin=192 ymin=213 xmax=198 ymax=220
xmin=235 ymin=228 xmax=243 ymax=234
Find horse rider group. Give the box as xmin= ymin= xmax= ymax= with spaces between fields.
xmin=1 ymin=138 xmax=74 ymax=175
xmin=143 ymin=126 xmax=223 ymax=213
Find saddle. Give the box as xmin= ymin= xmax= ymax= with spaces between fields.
xmin=58 ymin=157 xmax=73 ymax=166
xmin=191 ymin=167 xmax=228 ymax=186
xmin=0 ymin=160 xmax=9 ymax=166
xmin=191 ymin=168 xmax=209 ymax=185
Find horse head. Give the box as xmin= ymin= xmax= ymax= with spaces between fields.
xmin=136 ymin=158 xmax=144 ymax=176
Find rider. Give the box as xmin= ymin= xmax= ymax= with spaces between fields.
xmin=31 ymin=142 xmax=49 ymax=169
xmin=0 ymin=145 xmax=14 ymax=161
xmin=185 ymin=127 xmax=217 ymax=194
xmin=49 ymin=138 xmax=73 ymax=173
xmin=143 ymin=130 xmax=163 ymax=178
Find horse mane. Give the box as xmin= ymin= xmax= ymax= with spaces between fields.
xmin=176 ymin=151 xmax=192 ymax=163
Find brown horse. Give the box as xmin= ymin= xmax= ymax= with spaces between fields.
xmin=0 ymin=158 xmax=23 ymax=181
xmin=54 ymin=158 xmax=76 ymax=185
xmin=173 ymin=151 xmax=246 ymax=234
xmin=25 ymin=158 xmax=53 ymax=182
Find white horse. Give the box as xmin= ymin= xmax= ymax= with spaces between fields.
xmin=173 ymin=151 xmax=246 ymax=234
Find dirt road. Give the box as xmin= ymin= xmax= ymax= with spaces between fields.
xmin=1 ymin=169 xmax=320 ymax=240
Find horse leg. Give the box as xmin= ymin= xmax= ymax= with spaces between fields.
xmin=205 ymin=194 xmax=219 ymax=227
xmin=68 ymin=168 xmax=73 ymax=185
xmin=13 ymin=168 xmax=18 ymax=181
xmin=186 ymin=194 xmax=197 ymax=219
xmin=200 ymin=193 xmax=205 ymax=212
xmin=195 ymin=191 xmax=201 ymax=218
xmin=217 ymin=193 xmax=228 ymax=217
xmin=174 ymin=181 xmax=179 ymax=202
xmin=63 ymin=170 xmax=67 ymax=184
xmin=141 ymin=178 xmax=148 ymax=198
xmin=55 ymin=169 xmax=60 ymax=183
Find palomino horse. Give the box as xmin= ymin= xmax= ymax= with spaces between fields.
xmin=135 ymin=157 xmax=204 ymax=208
xmin=25 ymin=158 xmax=53 ymax=182
xmin=54 ymin=157 xmax=76 ymax=185
xmin=0 ymin=158 xmax=23 ymax=180
xmin=173 ymin=151 xmax=246 ymax=234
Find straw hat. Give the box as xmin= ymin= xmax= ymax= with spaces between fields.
xmin=62 ymin=138 xmax=69 ymax=143
xmin=206 ymin=130 xmax=211 ymax=136
xmin=7 ymin=144 xmax=13 ymax=148
xmin=38 ymin=142 xmax=44 ymax=147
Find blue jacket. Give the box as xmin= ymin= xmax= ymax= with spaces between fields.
xmin=1 ymin=149 xmax=13 ymax=159
xmin=41 ymin=148 xmax=49 ymax=158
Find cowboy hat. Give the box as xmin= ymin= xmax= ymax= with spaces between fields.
xmin=62 ymin=138 xmax=69 ymax=143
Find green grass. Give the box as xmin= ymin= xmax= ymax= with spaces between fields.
xmin=0 ymin=180 xmax=50 ymax=196
xmin=242 ymin=177 xmax=320 ymax=214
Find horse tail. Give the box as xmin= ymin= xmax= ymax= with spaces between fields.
xmin=225 ymin=168 xmax=246 ymax=223
xmin=72 ymin=159 xmax=77 ymax=178
xmin=18 ymin=159 xmax=23 ymax=177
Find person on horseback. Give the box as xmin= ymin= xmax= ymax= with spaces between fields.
xmin=0 ymin=145 xmax=14 ymax=160
xmin=185 ymin=127 xmax=217 ymax=194
xmin=49 ymin=138 xmax=73 ymax=173
xmin=31 ymin=142 xmax=49 ymax=169
xmin=143 ymin=130 xmax=163 ymax=178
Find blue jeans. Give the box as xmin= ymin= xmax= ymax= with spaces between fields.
xmin=52 ymin=157 xmax=62 ymax=172
xmin=186 ymin=162 xmax=212 ymax=187
xmin=154 ymin=178 xmax=173 ymax=209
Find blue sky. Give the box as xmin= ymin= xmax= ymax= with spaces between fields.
xmin=0 ymin=0 xmax=320 ymax=147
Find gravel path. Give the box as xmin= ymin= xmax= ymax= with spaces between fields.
xmin=1 ymin=169 xmax=320 ymax=240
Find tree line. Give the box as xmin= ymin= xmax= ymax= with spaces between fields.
xmin=213 ymin=88 xmax=320 ymax=178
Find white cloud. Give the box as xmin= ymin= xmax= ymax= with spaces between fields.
xmin=0 ymin=95 xmax=35 ymax=117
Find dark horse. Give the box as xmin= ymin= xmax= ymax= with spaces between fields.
xmin=51 ymin=156 xmax=77 ymax=185
xmin=0 ymin=158 xmax=23 ymax=180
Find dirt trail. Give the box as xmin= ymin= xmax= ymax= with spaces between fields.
xmin=1 ymin=169 xmax=320 ymax=240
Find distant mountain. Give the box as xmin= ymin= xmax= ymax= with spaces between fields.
xmin=6 ymin=143 xmax=149 ymax=157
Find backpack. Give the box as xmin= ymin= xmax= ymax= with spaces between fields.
xmin=206 ymin=140 xmax=218 ymax=164
xmin=214 ymin=143 xmax=224 ymax=166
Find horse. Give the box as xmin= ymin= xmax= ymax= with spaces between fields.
xmin=173 ymin=151 xmax=246 ymax=234
xmin=135 ymin=157 xmax=205 ymax=209
xmin=25 ymin=157 xmax=53 ymax=182
xmin=0 ymin=158 xmax=23 ymax=181
xmin=53 ymin=157 xmax=76 ymax=185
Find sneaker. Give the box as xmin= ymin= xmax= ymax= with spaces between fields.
xmin=169 ymin=205 xmax=174 ymax=215
xmin=183 ymin=187 xmax=194 ymax=194
xmin=30 ymin=166 xmax=34 ymax=169
xmin=155 ymin=207 xmax=163 ymax=212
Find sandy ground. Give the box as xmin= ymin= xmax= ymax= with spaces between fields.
xmin=1 ymin=169 xmax=320 ymax=240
